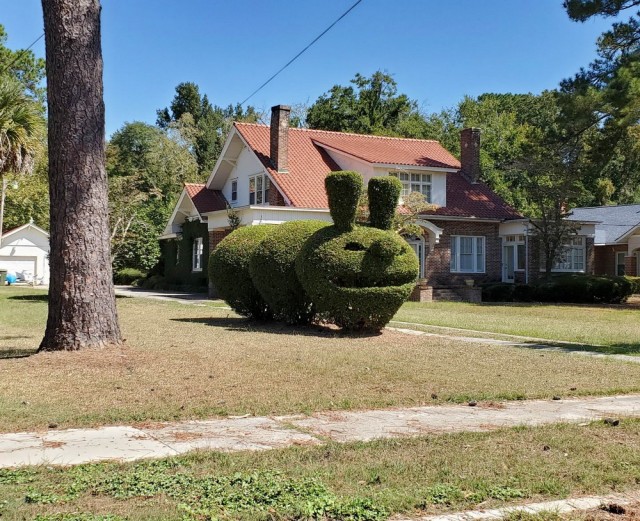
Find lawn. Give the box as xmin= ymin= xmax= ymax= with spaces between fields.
xmin=2 ymin=287 xmax=640 ymax=433
xmin=1 ymin=420 xmax=640 ymax=520
xmin=394 ymin=300 xmax=640 ymax=354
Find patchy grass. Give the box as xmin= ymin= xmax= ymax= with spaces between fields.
xmin=2 ymin=287 xmax=640 ymax=432
xmin=394 ymin=301 xmax=640 ymax=355
xmin=1 ymin=420 xmax=640 ymax=520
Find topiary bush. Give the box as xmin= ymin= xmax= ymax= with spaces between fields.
xmin=368 ymin=176 xmax=402 ymax=230
xmin=296 ymin=225 xmax=418 ymax=331
xmin=209 ymin=225 xmax=274 ymax=319
xmin=249 ymin=220 xmax=329 ymax=324
xmin=325 ymin=171 xmax=362 ymax=231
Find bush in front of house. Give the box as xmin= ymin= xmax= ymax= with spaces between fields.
xmin=114 ymin=268 xmax=146 ymax=286
xmin=209 ymin=225 xmax=274 ymax=319
xmin=625 ymin=276 xmax=640 ymax=294
xmin=482 ymin=275 xmax=634 ymax=304
xmin=296 ymin=224 xmax=419 ymax=331
xmin=249 ymin=220 xmax=329 ymax=324
xmin=481 ymin=283 xmax=515 ymax=302
xmin=295 ymin=171 xmax=419 ymax=331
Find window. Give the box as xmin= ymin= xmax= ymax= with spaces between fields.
xmin=231 ymin=179 xmax=238 ymax=202
xmin=192 ymin=237 xmax=203 ymax=272
xmin=249 ymin=174 xmax=271 ymax=205
xmin=451 ymin=236 xmax=485 ymax=273
xmin=552 ymin=236 xmax=585 ymax=272
xmin=390 ymin=172 xmax=432 ymax=203
xmin=616 ymin=251 xmax=626 ymax=276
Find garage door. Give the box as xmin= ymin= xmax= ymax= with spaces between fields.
xmin=0 ymin=257 xmax=37 ymax=277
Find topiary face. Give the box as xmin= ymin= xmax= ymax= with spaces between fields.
xmin=296 ymin=225 xmax=419 ymax=331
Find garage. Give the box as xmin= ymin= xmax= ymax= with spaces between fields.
xmin=0 ymin=222 xmax=50 ymax=284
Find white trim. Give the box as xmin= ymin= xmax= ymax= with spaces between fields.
xmin=1 ymin=222 xmax=49 ymax=239
xmin=206 ymin=126 xmax=241 ymax=188
xmin=616 ymin=223 xmax=640 ymax=243
xmin=161 ymin=189 xmax=200 ymax=238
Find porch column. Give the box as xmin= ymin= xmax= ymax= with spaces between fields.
xmin=625 ymin=255 xmax=637 ymax=276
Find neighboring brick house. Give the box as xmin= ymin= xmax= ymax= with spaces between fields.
xmin=567 ymin=204 xmax=640 ymax=277
xmin=159 ymin=105 xmax=596 ymax=298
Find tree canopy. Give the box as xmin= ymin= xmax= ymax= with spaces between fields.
xmin=157 ymin=82 xmax=259 ymax=173
xmin=307 ymin=71 xmax=420 ymax=135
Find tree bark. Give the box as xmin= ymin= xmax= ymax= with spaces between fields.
xmin=39 ymin=0 xmax=121 ymax=351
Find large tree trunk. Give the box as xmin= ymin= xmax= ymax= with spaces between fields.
xmin=39 ymin=0 xmax=121 ymax=351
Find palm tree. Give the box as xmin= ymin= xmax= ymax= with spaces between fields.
xmin=0 ymin=77 xmax=43 ymax=176
xmin=0 ymin=77 xmax=44 ymax=246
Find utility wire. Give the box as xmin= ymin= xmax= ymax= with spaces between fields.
xmin=240 ymin=0 xmax=364 ymax=106
xmin=0 ymin=33 xmax=45 ymax=77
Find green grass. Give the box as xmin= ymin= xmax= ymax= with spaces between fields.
xmin=1 ymin=420 xmax=640 ymax=520
xmin=394 ymin=301 xmax=640 ymax=355
xmin=3 ymin=287 xmax=640 ymax=432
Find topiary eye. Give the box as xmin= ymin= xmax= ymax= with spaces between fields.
xmin=344 ymin=242 xmax=367 ymax=251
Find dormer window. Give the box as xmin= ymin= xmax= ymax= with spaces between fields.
xmin=390 ymin=172 xmax=432 ymax=203
xmin=249 ymin=174 xmax=271 ymax=205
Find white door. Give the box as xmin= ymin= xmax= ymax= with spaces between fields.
xmin=502 ymin=245 xmax=515 ymax=282
xmin=407 ymin=239 xmax=425 ymax=279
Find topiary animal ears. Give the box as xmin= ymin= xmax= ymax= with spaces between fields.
xmin=325 ymin=171 xmax=363 ymax=231
xmin=368 ymin=176 xmax=402 ymax=231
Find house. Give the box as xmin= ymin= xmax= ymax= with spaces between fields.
xmin=567 ymin=204 xmax=640 ymax=277
xmin=0 ymin=221 xmax=50 ymax=284
xmin=159 ymin=105 xmax=596 ymax=299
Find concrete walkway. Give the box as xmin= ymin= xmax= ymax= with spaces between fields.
xmin=113 ymin=285 xmax=215 ymax=305
xmin=410 ymin=490 xmax=640 ymax=521
xmin=2 ymin=394 xmax=639 ymax=469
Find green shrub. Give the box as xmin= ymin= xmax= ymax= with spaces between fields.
xmin=249 ymin=220 xmax=329 ymax=324
xmin=209 ymin=225 xmax=274 ymax=319
xmin=481 ymin=283 xmax=515 ymax=302
xmin=114 ymin=268 xmax=145 ymax=286
xmin=368 ymin=176 xmax=402 ymax=230
xmin=625 ymin=276 xmax=640 ymax=294
xmin=325 ymin=171 xmax=362 ymax=231
xmin=296 ymin=225 xmax=419 ymax=331
xmin=484 ymin=275 xmax=634 ymax=304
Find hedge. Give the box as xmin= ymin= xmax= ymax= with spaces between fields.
xmin=325 ymin=171 xmax=362 ymax=231
xmin=114 ymin=268 xmax=145 ymax=285
xmin=249 ymin=220 xmax=329 ymax=324
xmin=625 ymin=276 xmax=640 ymax=294
xmin=482 ymin=275 xmax=634 ymax=304
xmin=209 ymin=225 xmax=274 ymax=319
xmin=368 ymin=176 xmax=402 ymax=230
xmin=296 ymin=225 xmax=419 ymax=331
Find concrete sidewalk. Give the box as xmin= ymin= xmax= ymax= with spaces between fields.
xmin=2 ymin=394 xmax=639 ymax=469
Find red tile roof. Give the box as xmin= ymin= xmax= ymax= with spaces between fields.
xmin=184 ymin=183 xmax=227 ymax=214
xmin=233 ymin=122 xmax=521 ymax=220
xmin=311 ymin=134 xmax=460 ymax=169
xmin=423 ymin=173 xmax=522 ymax=220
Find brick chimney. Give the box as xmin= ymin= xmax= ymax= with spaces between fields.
xmin=460 ymin=128 xmax=481 ymax=183
xmin=270 ymin=104 xmax=291 ymax=173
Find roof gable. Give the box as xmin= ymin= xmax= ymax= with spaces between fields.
xmin=184 ymin=183 xmax=228 ymax=214
xmin=568 ymin=204 xmax=640 ymax=244
xmin=2 ymin=222 xmax=49 ymax=240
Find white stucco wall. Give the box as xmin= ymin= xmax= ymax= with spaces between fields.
xmin=207 ymin=207 xmax=332 ymax=231
xmin=222 ymin=146 xmax=269 ymax=208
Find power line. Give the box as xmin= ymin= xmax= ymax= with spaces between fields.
xmin=0 ymin=33 xmax=45 ymax=77
xmin=240 ymin=0 xmax=364 ymax=106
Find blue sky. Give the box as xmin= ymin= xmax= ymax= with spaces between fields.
xmin=1 ymin=0 xmax=618 ymax=137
